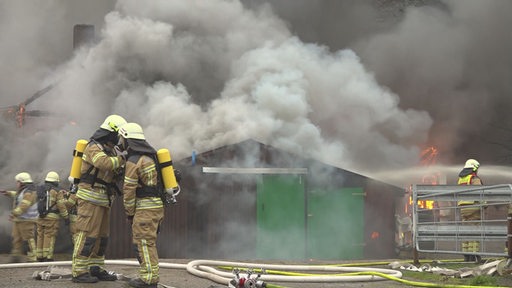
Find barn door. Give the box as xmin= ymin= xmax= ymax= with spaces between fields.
xmin=256 ymin=174 xmax=305 ymax=260
xmin=307 ymin=187 xmax=364 ymax=259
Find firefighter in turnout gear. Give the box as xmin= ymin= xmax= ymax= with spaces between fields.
xmin=1 ymin=172 xmax=38 ymax=263
xmin=457 ymin=159 xmax=483 ymax=262
xmin=71 ymin=114 xmax=127 ymax=283
xmin=35 ymin=171 xmax=69 ymax=262
xmin=119 ymin=123 xmax=164 ymax=288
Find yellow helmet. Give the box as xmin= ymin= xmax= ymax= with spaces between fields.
xmin=15 ymin=172 xmax=33 ymax=183
xmin=45 ymin=171 xmax=60 ymax=183
xmin=464 ymin=159 xmax=480 ymax=171
xmin=118 ymin=122 xmax=145 ymax=140
xmin=100 ymin=114 xmax=127 ymax=132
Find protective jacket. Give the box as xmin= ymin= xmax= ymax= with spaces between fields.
xmin=457 ymin=168 xmax=482 ymax=206
xmin=77 ymin=140 xmax=124 ymax=207
xmin=11 ymin=184 xmax=38 ymax=220
xmin=123 ymin=143 xmax=163 ymax=216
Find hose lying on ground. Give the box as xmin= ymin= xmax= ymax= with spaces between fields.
xmin=0 ymin=259 xmax=400 ymax=285
xmin=185 ymin=259 xmax=402 ymax=284
xmin=0 ymin=259 xmax=504 ymax=288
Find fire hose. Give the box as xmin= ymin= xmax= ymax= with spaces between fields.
xmin=0 ymin=259 xmax=506 ymax=288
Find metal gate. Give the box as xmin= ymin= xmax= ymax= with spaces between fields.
xmin=412 ymin=184 xmax=512 ymax=257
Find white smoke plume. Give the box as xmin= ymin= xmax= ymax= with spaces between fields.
xmin=3 ymin=0 xmax=511 ymax=191
xmin=0 ymin=0 xmax=437 ymax=190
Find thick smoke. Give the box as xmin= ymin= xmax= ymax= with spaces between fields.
xmin=2 ymin=0 xmax=512 ymax=187
xmin=353 ymin=0 xmax=512 ymax=167
xmin=261 ymin=0 xmax=512 ymax=167
xmin=1 ymin=0 xmax=511 ymax=259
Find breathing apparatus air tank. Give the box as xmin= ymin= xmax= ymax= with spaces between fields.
xmin=69 ymin=139 xmax=88 ymax=193
xmin=157 ymin=148 xmax=180 ymax=204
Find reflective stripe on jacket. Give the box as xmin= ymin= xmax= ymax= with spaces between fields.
xmin=123 ymin=154 xmax=163 ymax=217
xmin=457 ymin=173 xmax=482 ymax=206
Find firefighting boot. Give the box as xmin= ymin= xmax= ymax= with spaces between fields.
xmin=129 ymin=278 xmax=157 ymax=288
xmin=72 ymin=272 xmax=99 ymax=283
xmin=90 ymin=266 xmax=117 ymax=281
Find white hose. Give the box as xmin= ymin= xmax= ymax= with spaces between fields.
xmin=185 ymin=259 xmax=402 ymax=285
xmin=0 ymin=259 xmax=402 ymax=285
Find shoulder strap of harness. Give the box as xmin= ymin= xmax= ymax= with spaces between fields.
xmin=46 ymin=185 xmax=59 ymax=213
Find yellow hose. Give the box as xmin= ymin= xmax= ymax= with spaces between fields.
xmin=218 ymin=259 xmax=503 ymax=288
xmin=266 ymin=285 xmax=288 ymax=288
xmin=351 ymin=271 xmax=500 ymax=288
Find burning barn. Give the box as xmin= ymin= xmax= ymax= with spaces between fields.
xmin=108 ymin=139 xmax=403 ymax=260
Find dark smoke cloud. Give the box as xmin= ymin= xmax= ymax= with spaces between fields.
xmin=1 ymin=0 xmax=511 ymax=189
xmin=354 ymin=0 xmax=512 ymax=167
xmin=257 ymin=0 xmax=512 ymax=168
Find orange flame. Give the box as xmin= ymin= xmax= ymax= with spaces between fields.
xmin=420 ymin=146 xmax=438 ymax=166
xmin=409 ymin=146 xmax=439 ymax=211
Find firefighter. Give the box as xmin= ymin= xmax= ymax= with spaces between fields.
xmin=457 ymin=158 xmax=483 ymax=262
xmin=118 ymin=123 xmax=164 ymax=288
xmin=71 ymin=114 xmax=127 ymax=283
xmin=0 ymin=172 xmax=38 ymax=262
xmin=35 ymin=171 xmax=70 ymax=262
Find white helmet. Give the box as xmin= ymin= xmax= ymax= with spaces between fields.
xmin=118 ymin=122 xmax=145 ymax=140
xmin=45 ymin=171 xmax=60 ymax=183
xmin=464 ymin=159 xmax=480 ymax=171
xmin=15 ymin=172 xmax=33 ymax=184
xmin=100 ymin=114 xmax=127 ymax=132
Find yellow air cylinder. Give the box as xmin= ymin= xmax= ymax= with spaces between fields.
xmin=157 ymin=148 xmax=178 ymax=191
xmin=70 ymin=139 xmax=88 ymax=183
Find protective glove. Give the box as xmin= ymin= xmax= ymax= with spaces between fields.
xmin=114 ymin=145 xmax=128 ymax=161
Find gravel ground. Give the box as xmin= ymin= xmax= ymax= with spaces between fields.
xmin=0 ymin=255 xmax=511 ymax=288
xmin=0 ymin=255 xmax=410 ymax=288
xmin=0 ymin=263 xmax=406 ymax=288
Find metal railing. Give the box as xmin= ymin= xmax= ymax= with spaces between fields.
xmin=412 ymin=184 xmax=512 ymax=257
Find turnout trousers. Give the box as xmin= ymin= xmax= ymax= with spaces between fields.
xmin=11 ymin=220 xmax=37 ymax=262
xmin=132 ymin=208 xmax=164 ymax=285
xmin=460 ymin=207 xmax=481 ymax=254
xmin=36 ymin=218 xmax=60 ymax=260
xmin=69 ymin=213 xmax=78 ymax=244
xmin=72 ymin=199 xmax=110 ymax=277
